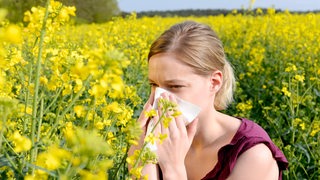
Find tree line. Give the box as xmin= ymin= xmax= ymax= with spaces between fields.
xmin=2 ymin=0 xmax=319 ymax=24
xmin=124 ymin=8 xmax=320 ymax=18
xmin=0 ymin=0 xmax=120 ymax=23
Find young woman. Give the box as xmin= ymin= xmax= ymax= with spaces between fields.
xmin=129 ymin=21 xmax=288 ymax=180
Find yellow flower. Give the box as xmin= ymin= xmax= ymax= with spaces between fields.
xmin=236 ymin=100 xmax=253 ymax=112
xmin=73 ymin=78 xmax=83 ymax=93
xmin=39 ymin=76 xmax=48 ymax=85
xmin=4 ymin=25 xmax=22 ymax=44
xmin=79 ymin=170 xmax=107 ymax=180
xmin=310 ymin=121 xmax=320 ymax=137
xmin=130 ymin=166 xmax=143 ymax=179
xmin=144 ymin=109 xmax=157 ymax=118
xmin=26 ymin=106 xmax=33 ymax=115
xmin=35 ymin=145 xmax=71 ymax=171
xmin=62 ymin=84 xmax=72 ymax=96
xmin=158 ymin=133 xmax=168 ymax=144
xmin=293 ymin=118 xmax=302 ymax=127
xmin=299 ymin=122 xmax=306 ymax=130
xmin=11 ymin=131 xmax=32 ymax=153
xmin=145 ymin=133 xmax=157 ymax=145
xmin=89 ymin=84 xmax=106 ymax=98
xmin=106 ymin=102 xmax=122 ymax=113
xmin=63 ymin=122 xmax=74 ymax=141
xmin=285 ymin=64 xmax=297 ymax=72
xmin=294 ymin=74 xmax=305 ymax=82
xmin=281 ymin=87 xmax=291 ymax=97
xmin=74 ymin=105 xmax=85 ymax=118
xmin=24 ymin=174 xmax=36 ymax=180
xmin=172 ymin=110 xmax=182 ymax=117
xmin=104 ymin=119 xmax=112 ymax=126
xmin=107 ymin=132 xmax=114 ymax=139
xmin=162 ymin=116 xmax=172 ymax=128
xmin=95 ymin=121 xmax=104 ymax=130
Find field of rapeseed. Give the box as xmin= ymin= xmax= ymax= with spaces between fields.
xmin=0 ymin=0 xmax=319 ymax=179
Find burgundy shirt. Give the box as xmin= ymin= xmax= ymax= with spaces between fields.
xmin=202 ymin=118 xmax=288 ymax=180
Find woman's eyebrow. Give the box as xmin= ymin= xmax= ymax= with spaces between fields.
xmin=163 ymin=79 xmax=186 ymax=84
xmin=148 ymin=79 xmax=187 ymax=84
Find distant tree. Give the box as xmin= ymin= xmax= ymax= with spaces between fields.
xmin=0 ymin=0 xmax=120 ymax=23
xmin=60 ymin=0 xmax=120 ymax=23
xmin=0 ymin=0 xmax=46 ymax=23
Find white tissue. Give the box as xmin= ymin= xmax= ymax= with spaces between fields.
xmin=145 ymin=87 xmax=201 ymax=152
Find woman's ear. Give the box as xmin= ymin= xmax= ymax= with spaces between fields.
xmin=210 ymin=70 xmax=223 ymax=93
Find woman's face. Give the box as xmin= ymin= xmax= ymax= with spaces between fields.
xmin=148 ymin=53 xmax=215 ymax=111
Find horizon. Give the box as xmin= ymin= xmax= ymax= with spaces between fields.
xmin=118 ymin=0 xmax=320 ymax=13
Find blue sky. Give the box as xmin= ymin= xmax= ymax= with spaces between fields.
xmin=118 ymin=0 xmax=320 ymax=12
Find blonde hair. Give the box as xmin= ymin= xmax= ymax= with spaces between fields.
xmin=148 ymin=21 xmax=235 ymax=110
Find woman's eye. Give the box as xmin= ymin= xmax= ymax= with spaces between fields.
xmin=149 ymin=83 xmax=158 ymax=87
xmin=169 ymin=85 xmax=183 ymax=89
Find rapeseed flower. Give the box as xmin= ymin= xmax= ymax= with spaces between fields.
xmin=144 ymin=109 xmax=157 ymax=118
xmin=4 ymin=25 xmax=22 ymax=44
xmin=11 ymin=131 xmax=32 ymax=153
xmin=145 ymin=133 xmax=157 ymax=145
xmin=35 ymin=145 xmax=71 ymax=176
xmin=236 ymin=100 xmax=253 ymax=112
xmin=74 ymin=105 xmax=85 ymax=118
xmin=281 ymin=87 xmax=291 ymax=97
xmin=310 ymin=120 xmax=320 ymax=137
xmin=294 ymin=74 xmax=305 ymax=82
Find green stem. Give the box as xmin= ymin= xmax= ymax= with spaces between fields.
xmin=44 ymin=75 xmax=92 ymax=139
xmin=43 ymin=87 xmax=63 ymax=115
xmin=59 ymin=75 xmax=92 ymax=119
xmin=34 ymin=94 xmax=44 ymax=161
xmin=83 ymin=97 xmax=96 ymax=129
xmin=23 ymin=59 xmax=32 ymax=134
xmin=1 ymin=134 xmax=24 ymax=176
xmin=132 ymin=108 xmax=168 ymax=169
xmin=30 ymin=0 xmax=50 ymax=171
xmin=1 ymin=134 xmax=18 ymax=155
xmin=0 ymin=108 xmax=8 ymax=151
xmin=4 ymin=151 xmax=24 ymax=176
xmin=112 ymin=149 xmax=128 ymax=180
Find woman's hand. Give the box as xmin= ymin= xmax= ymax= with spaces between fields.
xmin=154 ymin=93 xmax=199 ymax=180
xmin=128 ymin=94 xmax=159 ymax=179
xmin=128 ymin=102 xmax=153 ymax=157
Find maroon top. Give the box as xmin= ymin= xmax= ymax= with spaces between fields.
xmin=201 ymin=118 xmax=288 ymax=180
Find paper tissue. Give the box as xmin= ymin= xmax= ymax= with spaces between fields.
xmin=145 ymin=87 xmax=201 ymax=152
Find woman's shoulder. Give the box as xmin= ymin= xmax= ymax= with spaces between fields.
xmin=202 ymin=117 xmax=288 ymax=180
xmin=230 ymin=117 xmax=289 ymax=173
xmin=227 ymin=143 xmax=280 ymax=180
xmin=232 ymin=117 xmax=272 ymax=142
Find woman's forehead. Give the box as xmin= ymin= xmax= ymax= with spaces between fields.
xmin=148 ymin=58 xmax=202 ymax=85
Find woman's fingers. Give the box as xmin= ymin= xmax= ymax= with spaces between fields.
xmin=147 ymin=90 xmax=155 ymax=106
xmin=167 ymin=94 xmax=180 ymax=134
xmin=152 ymin=112 xmax=161 ymax=136
xmin=168 ymin=94 xmax=186 ymax=131
xmin=138 ymin=103 xmax=152 ymax=125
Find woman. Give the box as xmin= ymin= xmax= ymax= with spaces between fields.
xmin=129 ymin=21 xmax=288 ymax=180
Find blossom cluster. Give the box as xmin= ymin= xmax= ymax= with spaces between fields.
xmin=0 ymin=1 xmax=319 ymax=179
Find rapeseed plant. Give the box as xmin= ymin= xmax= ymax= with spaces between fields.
xmin=0 ymin=1 xmax=319 ymax=179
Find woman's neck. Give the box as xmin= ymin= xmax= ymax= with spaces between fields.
xmin=190 ymin=110 xmax=240 ymax=151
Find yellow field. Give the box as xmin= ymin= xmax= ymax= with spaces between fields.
xmin=0 ymin=1 xmax=319 ymax=179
